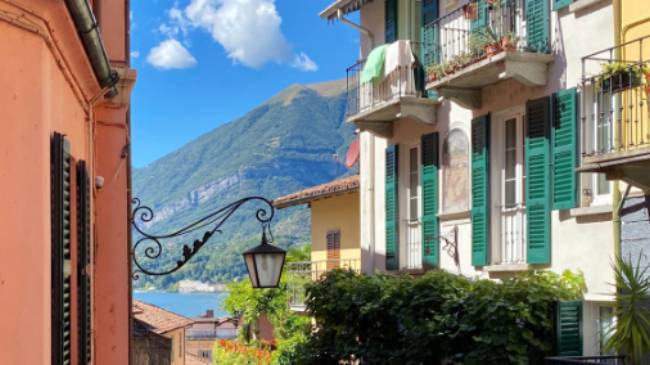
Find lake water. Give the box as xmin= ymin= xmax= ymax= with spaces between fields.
xmin=133 ymin=291 xmax=229 ymax=318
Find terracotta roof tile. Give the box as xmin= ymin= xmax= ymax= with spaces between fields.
xmin=132 ymin=300 xmax=193 ymax=334
xmin=273 ymin=175 xmax=359 ymax=209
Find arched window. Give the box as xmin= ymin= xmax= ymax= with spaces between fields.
xmin=442 ymin=129 xmax=469 ymax=213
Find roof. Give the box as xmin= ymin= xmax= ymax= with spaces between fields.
xmin=273 ymin=175 xmax=359 ymax=209
xmin=185 ymin=352 xmax=211 ymax=365
xmin=132 ymin=300 xmax=193 ymax=335
xmin=320 ymin=0 xmax=373 ymax=20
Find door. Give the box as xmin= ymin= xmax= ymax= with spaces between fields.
xmin=403 ymin=145 xmax=422 ymax=269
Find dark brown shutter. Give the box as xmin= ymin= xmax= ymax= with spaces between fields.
xmin=326 ymin=230 xmax=341 ymax=269
xmin=51 ymin=132 xmax=72 ymax=365
xmin=77 ymin=161 xmax=92 ymax=365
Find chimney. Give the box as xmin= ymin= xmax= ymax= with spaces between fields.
xmin=204 ymin=309 xmax=214 ymax=318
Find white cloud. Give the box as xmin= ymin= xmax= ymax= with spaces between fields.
xmin=153 ymin=0 xmax=316 ymax=71
xmin=146 ymin=39 xmax=197 ymax=69
xmin=291 ymin=52 xmax=318 ymax=72
xmin=131 ymin=50 xmax=140 ymax=59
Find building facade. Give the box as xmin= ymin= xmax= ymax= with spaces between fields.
xmin=0 ymin=0 xmax=134 ymax=364
xmin=320 ymin=0 xmax=636 ymax=356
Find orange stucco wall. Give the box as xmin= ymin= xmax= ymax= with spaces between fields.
xmin=0 ymin=1 xmax=133 ymax=364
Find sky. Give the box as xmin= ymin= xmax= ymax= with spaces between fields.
xmin=130 ymin=0 xmax=360 ymax=168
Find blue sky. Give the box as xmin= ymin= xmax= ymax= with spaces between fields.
xmin=130 ymin=0 xmax=359 ymax=168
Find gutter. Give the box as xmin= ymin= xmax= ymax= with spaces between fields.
xmin=337 ymin=9 xmax=374 ymax=49
xmin=64 ymin=0 xmax=119 ymax=97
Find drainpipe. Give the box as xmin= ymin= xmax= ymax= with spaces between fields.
xmin=337 ymin=9 xmax=375 ymax=49
xmin=612 ymin=0 xmax=622 ymax=259
xmin=64 ymin=0 xmax=119 ymax=97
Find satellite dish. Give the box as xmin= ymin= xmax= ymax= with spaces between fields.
xmin=345 ymin=138 xmax=360 ymax=168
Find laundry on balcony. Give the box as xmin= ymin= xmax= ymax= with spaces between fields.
xmin=360 ymin=44 xmax=389 ymax=84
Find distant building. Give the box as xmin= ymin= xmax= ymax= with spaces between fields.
xmin=274 ymin=175 xmax=361 ymax=310
xmin=186 ymin=310 xmax=240 ymax=362
xmin=133 ymin=300 xmax=193 ymax=365
xmin=177 ymin=280 xmax=221 ymax=293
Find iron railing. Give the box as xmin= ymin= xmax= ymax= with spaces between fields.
xmin=581 ymin=35 xmax=650 ymax=157
xmin=346 ymin=44 xmax=425 ymax=118
xmin=286 ymin=258 xmax=361 ymax=309
xmin=422 ymin=0 xmax=537 ymax=80
xmin=545 ymin=356 xmax=626 ymax=364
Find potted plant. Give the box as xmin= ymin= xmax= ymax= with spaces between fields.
xmin=598 ymin=62 xmax=645 ymax=93
xmin=483 ymin=28 xmax=502 ymax=56
xmin=463 ymin=1 xmax=478 ymax=20
xmin=500 ymin=32 xmax=517 ymax=51
xmin=426 ymin=64 xmax=444 ymax=82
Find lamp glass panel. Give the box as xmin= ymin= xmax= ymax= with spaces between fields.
xmin=253 ymin=253 xmax=283 ymax=287
xmin=244 ymin=254 xmax=259 ymax=288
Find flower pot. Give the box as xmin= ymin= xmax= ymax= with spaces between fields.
xmin=484 ymin=43 xmax=501 ymax=57
xmin=501 ymin=36 xmax=515 ymax=51
xmin=645 ymin=72 xmax=650 ymax=95
xmin=463 ymin=3 xmax=478 ymax=20
xmin=601 ymin=71 xmax=641 ymax=93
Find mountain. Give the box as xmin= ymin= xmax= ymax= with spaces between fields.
xmin=131 ymin=79 xmax=356 ymax=290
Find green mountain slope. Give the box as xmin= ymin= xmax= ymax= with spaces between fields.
xmin=131 ymin=79 xmax=355 ymax=290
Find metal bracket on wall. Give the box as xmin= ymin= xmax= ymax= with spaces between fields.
xmin=438 ymin=225 xmax=459 ymax=267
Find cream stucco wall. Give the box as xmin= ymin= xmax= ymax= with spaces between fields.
xmin=356 ymin=0 xmax=616 ymax=356
xmin=311 ymin=192 xmax=362 ymax=268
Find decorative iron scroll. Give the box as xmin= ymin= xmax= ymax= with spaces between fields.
xmin=130 ymin=196 xmax=274 ymax=279
xmin=438 ymin=225 xmax=459 ymax=266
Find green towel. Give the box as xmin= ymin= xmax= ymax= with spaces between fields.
xmin=361 ymin=44 xmax=389 ymax=84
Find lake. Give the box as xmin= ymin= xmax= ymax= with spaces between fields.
xmin=133 ymin=291 xmax=229 ymax=318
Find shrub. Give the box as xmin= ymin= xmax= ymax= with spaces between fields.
xmin=297 ymin=269 xmax=584 ymax=365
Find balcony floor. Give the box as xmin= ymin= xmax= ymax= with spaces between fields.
xmin=426 ymin=51 xmax=554 ymax=109
xmin=579 ymin=147 xmax=650 ymax=192
xmin=346 ymin=96 xmax=438 ymax=137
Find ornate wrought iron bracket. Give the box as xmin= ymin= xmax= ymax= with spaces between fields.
xmin=130 ymin=196 xmax=274 ymax=280
xmin=437 ymin=225 xmax=459 ymax=266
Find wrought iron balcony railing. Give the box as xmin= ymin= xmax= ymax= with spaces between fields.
xmin=422 ymin=0 xmax=544 ymax=82
xmin=580 ymin=35 xmax=650 ymax=158
xmin=286 ymin=258 xmax=361 ymax=310
xmin=346 ymin=54 xmax=426 ymax=119
xmin=545 ymin=356 xmax=625 ymax=364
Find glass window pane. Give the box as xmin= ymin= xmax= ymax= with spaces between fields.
xmin=505 ymin=180 xmax=515 ymax=207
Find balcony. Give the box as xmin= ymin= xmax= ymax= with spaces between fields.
xmin=286 ymin=258 xmax=361 ymax=312
xmin=578 ymin=35 xmax=650 ymax=191
xmin=346 ymin=41 xmax=438 ymax=136
xmin=422 ymin=0 xmax=553 ymax=108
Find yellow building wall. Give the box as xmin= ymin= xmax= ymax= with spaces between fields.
xmin=310 ymin=192 xmax=361 ymax=271
xmin=166 ymin=328 xmax=186 ymax=365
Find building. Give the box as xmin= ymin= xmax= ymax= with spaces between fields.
xmin=0 ymin=1 xmax=134 ymax=365
xmin=185 ymin=310 xmax=240 ymax=362
xmin=320 ymin=0 xmax=625 ymax=357
xmin=274 ymin=175 xmax=361 ymax=310
xmin=133 ymin=300 xmax=193 ymax=365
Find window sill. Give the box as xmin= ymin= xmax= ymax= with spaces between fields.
xmin=438 ymin=210 xmax=470 ymax=221
xmin=568 ymin=0 xmax=607 ymax=13
xmin=484 ymin=263 xmax=531 ymax=273
xmin=569 ymin=205 xmax=612 ymax=218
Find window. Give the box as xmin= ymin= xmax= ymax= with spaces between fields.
xmin=599 ymin=306 xmax=615 ymax=355
xmin=442 ymin=129 xmax=469 ymax=213
xmin=409 ymin=147 xmax=419 ymax=220
xmin=403 ymin=145 xmax=422 ymax=269
xmin=326 ymin=230 xmax=341 ymax=270
xmin=200 ymin=350 xmax=212 ymax=359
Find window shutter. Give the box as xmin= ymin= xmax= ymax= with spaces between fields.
xmin=51 ymin=132 xmax=72 ymax=365
xmin=470 ymin=0 xmax=489 ymax=32
xmin=77 ymin=161 xmax=92 ymax=365
xmin=556 ymin=301 xmax=583 ymax=356
xmin=526 ymin=0 xmax=550 ymax=52
xmin=420 ymin=0 xmax=439 ymax=68
xmin=526 ymin=96 xmax=552 ymax=265
xmin=326 ymin=230 xmax=341 ymax=270
xmin=385 ymin=0 xmax=398 ymax=43
xmin=385 ymin=144 xmax=399 ymax=270
xmin=471 ymin=115 xmax=490 ymax=267
xmin=553 ymin=0 xmax=573 ymax=11
xmin=421 ymin=133 xmax=440 ymax=267
xmin=552 ymin=88 xmax=578 ymax=210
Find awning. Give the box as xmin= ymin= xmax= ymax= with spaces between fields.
xmin=320 ymin=0 xmax=373 ymax=21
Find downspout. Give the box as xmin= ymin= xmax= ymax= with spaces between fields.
xmin=337 ymin=9 xmax=375 ymax=49
xmin=612 ymin=0 xmax=622 ymax=259
xmin=64 ymin=0 xmax=119 ymax=97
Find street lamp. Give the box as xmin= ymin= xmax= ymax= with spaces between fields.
xmin=130 ymin=196 xmax=286 ymax=288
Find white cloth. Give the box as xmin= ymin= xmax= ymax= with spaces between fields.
xmin=384 ymin=40 xmax=417 ymax=97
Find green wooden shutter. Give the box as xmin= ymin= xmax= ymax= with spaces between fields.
xmin=385 ymin=0 xmax=398 ymax=43
xmin=420 ymin=0 xmax=439 ymax=68
xmin=556 ymin=301 xmax=583 ymax=356
xmin=526 ymin=96 xmax=552 ymax=265
xmin=553 ymin=0 xmax=573 ymax=11
xmin=421 ymin=133 xmax=439 ymax=268
xmin=51 ymin=132 xmax=72 ymax=365
xmin=77 ymin=161 xmax=92 ymax=365
xmin=552 ymin=88 xmax=578 ymax=210
xmin=471 ymin=115 xmax=490 ymax=267
xmin=526 ymin=0 xmax=550 ymax=53
xmin=386 ymin=145 xmax=399 ymax=270
xmin=470 ymin=0 xmax=488 ymax=31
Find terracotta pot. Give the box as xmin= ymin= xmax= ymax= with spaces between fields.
xmin=484 ymin=43 xmax=500 ymax=57
xmin=501 ymin=37 xmax=515 ymax=51
xmin=463 ymin=3 xmax=478 ymax=19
